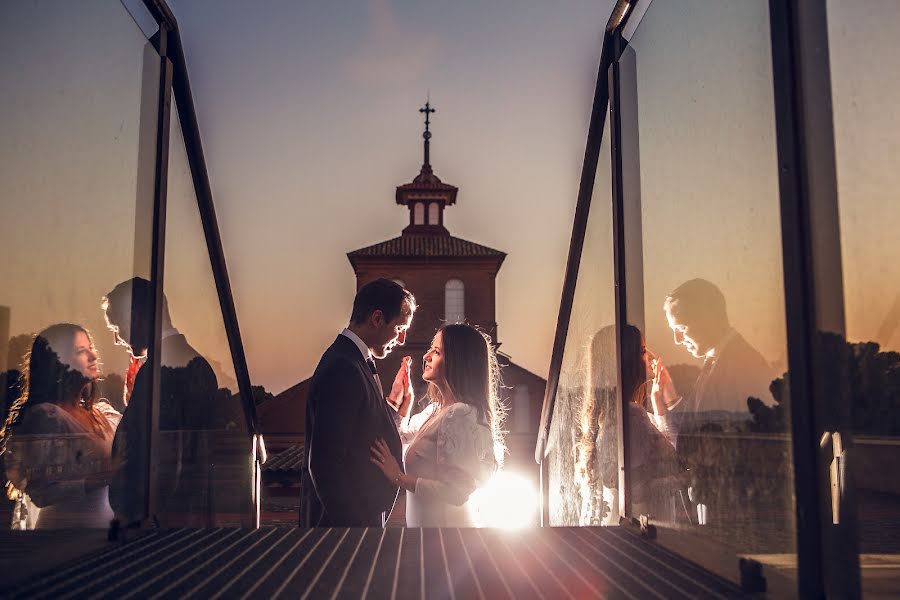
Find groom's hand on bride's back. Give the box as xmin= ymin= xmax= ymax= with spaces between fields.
xmin=387 ymin=355 xmax=414 ymax=417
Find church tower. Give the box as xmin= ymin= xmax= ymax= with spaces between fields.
xmin=261 ymin=103 xmax=546 ymax=494
xmin=347 ymin=102 xmax=506 ymax=375
xmin=346 ymin=102 xmax=545 ymax=437
xmin=396 ymin=102 xmax=457 ymax=235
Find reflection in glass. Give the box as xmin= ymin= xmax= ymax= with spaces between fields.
xmin=627 ymin=0 xmax=796 ymax=578
xmin=829 ymin=0 xmax=900 ymax=584
xmin=0 ymin=1 xmax=159 ymax=529
xmin=576 ymin=325 xmax=678 ymax=525
xmin=2 ymin=325 xmax=120 ymax=529
xmin=103 ymin=278 xmax=230 ymax=526
xmin=663 ymin=279 xmax=776 ymax=418
xmin=546 ymin=117 xmax=615 ymax=526
xmin=660 ymin=279 xmax=786 ymax=530
xmin=153 ymin=102 xmax=253 ymax=527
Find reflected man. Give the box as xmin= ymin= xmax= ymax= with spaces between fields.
xmin=664 ymin=278 xmax=775 ymax=415
xmin=663 ymin=278 xmax=778 ymax=527
xmin=103 ymin=277 xmax=218 ymax=526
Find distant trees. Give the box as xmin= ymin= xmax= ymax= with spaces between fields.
xmin=1 ymin=369 xmax=23 ymax=427
xmin=749 ymin=333 xmax=900 ymax=436
xmin=5 ymin=334 xmax=33 ymax=372
xmin=847 ymin=341 xmax=900 ymax=435
xmin=252 ymin=385 xmax=275 ymax=405
xmin=1 ymin=334 xmax=32 ymax=427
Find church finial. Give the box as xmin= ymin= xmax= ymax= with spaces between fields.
xmin=419 ymin=99 xmax=436 ymax=169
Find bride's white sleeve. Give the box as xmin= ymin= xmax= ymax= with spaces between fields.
xmin=398 ymin=402 xmax=438 ymax=444
xmin=649 ymin=413 xmax=677 ymax=448
xmin=413 ymin=404 xmax=494 ymax=506
xmin=95 ymin=400 xmax=122 ymax=429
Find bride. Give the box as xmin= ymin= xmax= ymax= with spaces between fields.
xmin=2 ymin=324 xmax=120 ymax=529
xmin=370 ymin=323 xmax=504 ymax=527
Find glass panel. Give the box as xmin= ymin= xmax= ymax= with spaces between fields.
xmin=828 ymin=0 xmax=900 ymax=591
xmin=155 ymin=102 xmax=254 ymax=526
xmin=627 ymin=0 xmax=796 ymax=585
xmin=0 ymin=1 xmax=158 ymax=530
xmin=547 ymin=120 xmax=616 ymax=526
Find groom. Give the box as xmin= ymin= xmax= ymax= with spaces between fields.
xmin=299 ymin=279 xmax=416 ymax=527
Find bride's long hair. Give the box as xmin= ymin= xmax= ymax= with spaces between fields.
xmin=1 ymin=324 xmax=103 ymax=500
xmin=575 ymin=324 xmax=648 ymax=493
xmin=426 ymin=324 xmax=507 ymax=467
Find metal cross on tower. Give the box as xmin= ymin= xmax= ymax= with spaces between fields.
xmin=419 ymin=101 xmax=436 ymax=168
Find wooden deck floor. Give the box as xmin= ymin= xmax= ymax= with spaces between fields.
xmin=1 ymin=526 xmax=749 ymax=599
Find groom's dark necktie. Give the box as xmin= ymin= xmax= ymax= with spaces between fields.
xmin=366 ymin=357 xmax=382 ymax=392
xmin=691 ymin=356 xmax=717 ymax=413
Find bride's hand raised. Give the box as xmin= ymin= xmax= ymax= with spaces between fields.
xmin=386 ymin=356 xmax=414 ymax=417
xmin=370 ymin=437 xmax=402 ymax=484
xmin=649 ymin=353 xmax=677 ymax=416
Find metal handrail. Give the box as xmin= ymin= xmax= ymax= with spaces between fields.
xmin=534 ymin=0 xmax=644 ymax=465
xmin=141 ymin=0 xmax=261 ymax=442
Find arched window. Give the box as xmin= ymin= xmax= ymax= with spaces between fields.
xmin=428 ymin=203 xmax=440 ymax=225
xmin=444 ymin=278 xmax=465 ymax=323
xmin=414 ymin=203 xmax=425 ymax=225
xmin=514 ymin=385 xmax=531 ymax=433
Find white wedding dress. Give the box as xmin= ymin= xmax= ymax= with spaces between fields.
xmin=6 ymin=401 xmax=120 ymax=529
xmin=399 ymin=402 xmax=494 ymax=527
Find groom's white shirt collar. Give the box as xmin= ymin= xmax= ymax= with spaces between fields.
xmin=341 ymin=328 xmax=372 ymax=362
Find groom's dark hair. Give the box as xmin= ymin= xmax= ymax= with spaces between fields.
xmin=351 ymin=279 xmax=416 ymax=325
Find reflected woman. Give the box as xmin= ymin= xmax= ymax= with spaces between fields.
xmin=369 ymin=324 xmax=505 ymax=527
xmin=1 ymin=324 xmax=120 ymax=529
xmin=575 ymin=325 xmax=677 ymax=526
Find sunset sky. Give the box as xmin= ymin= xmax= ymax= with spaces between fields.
xmin=164 ymin=0 xmax=616 ymax=392
xmin=1 ymin=0 xmax=898 ymax=396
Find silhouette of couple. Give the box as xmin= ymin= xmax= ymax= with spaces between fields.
xmin=1 ymin=277 xmax=222 ymax=529
xmin=578 ymin=278 xmax=777 ymax=527
xmin=299 ymin=279 xmax=504 ymax=528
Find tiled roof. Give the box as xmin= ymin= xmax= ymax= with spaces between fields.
xmin=348 ymin=234 xmax=505 ymax=259
xmin=396 ymin=171 xmax=458 ymax=193
xmin=262 ymin=444 xmax=304 ymax=473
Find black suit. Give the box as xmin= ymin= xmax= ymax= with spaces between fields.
xmin=110 ymin=334 xmax=219 ymax=525
xmin=299 ymin=335 xmax=403 ymax=527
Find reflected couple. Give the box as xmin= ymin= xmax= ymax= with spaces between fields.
xmin=1 ymin=276 xmax=231 ymax=530
xmin=575 ymin=278 xmax=782 ymax=530
xmin=1 ymin=324 xmax=120 ymax=529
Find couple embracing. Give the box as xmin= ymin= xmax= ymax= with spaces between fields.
xmin=299 ymin=279 xmax=504 ymax=528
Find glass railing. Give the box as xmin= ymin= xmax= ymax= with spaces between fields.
xmin=625 ymin=0 xmax=797 ymax=576
xmin=828 ymin=0 xmax=900 ymax=590
xmin=157 ymin=102 xmax=254 ymax=526
xmin=0 ymin=0 xmax=257 ymax=532
xmin=546 ymin=121 xmax=617 ymax=526
xmin=0 ymin=0 xmax=159 ymax=531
